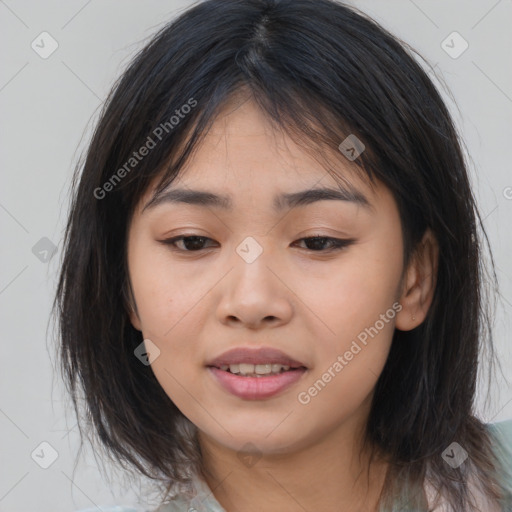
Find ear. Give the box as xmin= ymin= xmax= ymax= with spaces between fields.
xmin=123 ymin=279 xmax=142 ymax=331
xmin=129 ymin=307 xmax=142 ymax=332
xmin=395 ymin=229 xmax=439 ymax=331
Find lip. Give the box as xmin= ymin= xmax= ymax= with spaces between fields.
xmin=208 ymin=366 xmax=308 ymax=400
xmin=206 ymin=346 xmax=307 ymax=368
xmin=206 ymin=346 xmax=308 ymax=400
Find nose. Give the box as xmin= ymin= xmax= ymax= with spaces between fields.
xmin=215 ymin=250 xmax=294 ymax=330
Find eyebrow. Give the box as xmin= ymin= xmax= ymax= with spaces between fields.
xmin=142 ymin=185 xmax=372 ymax=214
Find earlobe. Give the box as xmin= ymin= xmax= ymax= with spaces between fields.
xmin=395 ymin=229 xmax=439 ymax=331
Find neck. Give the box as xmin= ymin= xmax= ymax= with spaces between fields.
xmin=197 ymin=415 xmax=389 ymax=512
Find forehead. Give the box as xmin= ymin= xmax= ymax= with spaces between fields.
xmin=140 ymin=99 xmax=380 ymax=210
xmin=186 ymin=100 xmax=363 ymax=183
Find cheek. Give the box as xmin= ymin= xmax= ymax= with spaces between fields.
xmin=308 ymin=248 xmax=401 ymax=334
xmin=129 ymin=241 xmax=203 ymax=337
xmin=297 ymin=236 xmax=402 ymax=391
xmin=296 ymin=265 xmax=398 ymax=423
xmin=129 ymin=249 xmax=208 ymax=410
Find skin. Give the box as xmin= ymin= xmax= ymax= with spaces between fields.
xmin=127 ymin=98 xmax=438 ymax=512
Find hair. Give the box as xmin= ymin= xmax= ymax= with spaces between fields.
xmin=52 ymin=0 xmax=512 ymax=510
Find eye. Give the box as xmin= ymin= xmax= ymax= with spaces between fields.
xmin=160 ymin=235 xmax=217 ymax=252
xmin=293 ymin=236 xmax=355 ymax=252
xmin=159 ymin=234 xmax=355 ymax=253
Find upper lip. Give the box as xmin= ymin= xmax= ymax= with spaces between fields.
xmin=207 ymin=347 xmax=307 ymax=368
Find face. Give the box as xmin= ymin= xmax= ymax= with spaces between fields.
xmin=127 ymin=99 xmax=408 ymax=456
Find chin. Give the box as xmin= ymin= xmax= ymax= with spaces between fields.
xmin=202 ymin=421 xmax=310 ymax=456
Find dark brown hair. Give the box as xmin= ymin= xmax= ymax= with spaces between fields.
xmin=52 ymin=0 xmax=512 ymax=509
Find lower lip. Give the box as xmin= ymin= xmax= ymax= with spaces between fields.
xmin=208 ymin=367 xmax=307 ymax=400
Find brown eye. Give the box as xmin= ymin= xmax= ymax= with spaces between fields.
xmin=160 ymin=235 xmax=217 ymax=251
xmin=293 ymin=236 xmax=355 ymax=252
xmin=159 ymin=234 xmax=354 ymax=254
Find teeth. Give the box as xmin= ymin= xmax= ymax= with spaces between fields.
xmin=224 ymin=363 xmax=292 ymax=376
xmin=255 ymin=364 xmax=272 ymax=374
xmin=239 ymin=363 xmax=254 ymax=375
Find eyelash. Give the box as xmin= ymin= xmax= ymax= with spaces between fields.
xmin=159 ymin=234 xmax=355 ymax=254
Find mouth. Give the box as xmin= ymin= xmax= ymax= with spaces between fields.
xmin=210 ymin=363 xmax=306 ymax=377
xmin=206 ymin=346 xmax=307 ymax=371
xmin=206 ymin=346 xmax=308 ymax=399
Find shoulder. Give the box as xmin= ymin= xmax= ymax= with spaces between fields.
xmin=488 ymin=418 xmax=512 ymax=471
xmin=72 ymin=505 xmax=185 ymax=512
xmin=487 ymin=418 xmax=512 ymax=511
xmin=73 ymin=473 xmax=226 ymax=512
xmin=153 ymin=474 xmax=226 ymax=512
xmin=73 ymin=508 xmax=144 ymax=512
xmin=152 ymin=494 xmax=225 ymax=512
xmin=488 ymin=418 xmax=512 ymax=440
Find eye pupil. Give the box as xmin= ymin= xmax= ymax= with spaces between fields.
xmin=182 ymin=236 xmax=207 ymax=251
xmin=304 ymin=237 xmax=330 ymax=251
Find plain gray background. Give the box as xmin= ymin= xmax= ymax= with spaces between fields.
xmin=1 ymin=1 xmax=511 ymax=510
